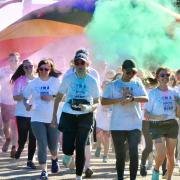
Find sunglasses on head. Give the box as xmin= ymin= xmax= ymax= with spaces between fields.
xmin=74 ymin=60 xmax=85 ymax=66
xmin=23 ymin=65 xmax=33 ymax=69
xmin=159 ymin=73 xmax=170 ymax=78
xmin=39 ymin=67 xmax=50 ymax=72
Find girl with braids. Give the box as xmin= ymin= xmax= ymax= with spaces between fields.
xmin=11 ymin=59 xmax=36 ymax=169
xmin=144 ymin=67 xmax=180 ymax=180
xmin=23 ymin=59 xmax=61 ymax=179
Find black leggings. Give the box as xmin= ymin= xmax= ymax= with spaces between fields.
xmin=15 ymin=116 xmax=36 ymax=161
xmin=59 ymin=112 xmax=93 ymax=176
xmin=111 ymin=129 xmax=141 ymax=180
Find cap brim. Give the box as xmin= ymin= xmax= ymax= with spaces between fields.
xmin=74 ymin=57 xmax=88 ymax=62
xmin=125 ymin=68 xmax=137 ymax=72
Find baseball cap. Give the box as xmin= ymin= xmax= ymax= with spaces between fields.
xmin=74 ymin=49 xmax=89 ymax=62
xmin=122 ymin=59 xmax=137 ymax=72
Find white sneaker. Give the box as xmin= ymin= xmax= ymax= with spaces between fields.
xmin=76 ymin=176 xmax=82 ymax=180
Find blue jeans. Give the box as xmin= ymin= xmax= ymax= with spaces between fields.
xmin=111 ymin=129 xmax=141 ymax=180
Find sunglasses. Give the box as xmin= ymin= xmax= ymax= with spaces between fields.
xmin=74 ymin=61 xmax=85 ymax=66
xmin=126 ymin=70 xmax=136 ymax=75
xmin=23 ymin=65 xmax=33 ymax=69
xmin=159 ymin=73 xmax=170 ymax=78
xmin=39 ymin=67 xmax=50 ymax=72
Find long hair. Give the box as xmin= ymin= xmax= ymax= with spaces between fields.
xmin=37 ymin=58 xmax=62 ymax=78
xmin=10 ymin=64 xmax=25 ymax=83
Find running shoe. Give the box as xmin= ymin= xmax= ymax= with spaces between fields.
xmin=140 ymin=165 xmax=147 ymax=176
xmin=95 ymin=147 xmax=101 ymax=157
xmin=27 ymin=160 xmax=36 ymax=169
xmin=40 ymin=170 xmax=48 ymax=180
xmin=51 ymin=158 xmax=59 ymax=173
xmin=152 ymin=169 xmax=159 ymax=180
xmin=63 ymin=155 xmax=72 ymax=168
xmin=2 ymin=138 xmax=11 ymax=152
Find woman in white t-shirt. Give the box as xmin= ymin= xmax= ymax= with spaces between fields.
xmin=144 ymin=67 xmax=180 ymax=180
xmin=11 ymin=59 xmax=36 ymax=169
xmin=51 ymin=51 xmax=100 ymax=180
xmin=23 ymin=59 xmax=61 ymax=180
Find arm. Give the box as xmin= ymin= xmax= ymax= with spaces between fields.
xmin=132 ymin=95 xmax=148 ymax=103
xmin=51 ymin=92 xmax=64 ymax=125
xmin=13 ymin=95 xmax=24 ymax=101
xmin=176 ymin=99 xmax=180 ymax=119
xmin=144 ymin=109 xmax=167 ymax=121
xmin=101 ymin=97 xmax=125 ymax=106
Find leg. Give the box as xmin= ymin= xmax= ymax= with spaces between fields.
xmin=76 ymin=127 xmax=91 ymax=176
xmin=153 ymin=137 xmax=166 ymax=171
xmin=1 ymin=104 xmax=11 ymax=152
xmin=31 ymin=122 xmax=48 ymax=171
xmin=128 ymin=129 xmax=141 ymax=180
xmin=141 ymin=121 xmax=153 ymax=166
xmin=111 ymin=131 xmax=126 ymax=180
xmin=166 ymin=138 xmax=177 ymax=180
xmin=28 ymin=119 xmax=36 ymax=161
xmin=15 ymin=116 xmax=29 ymax=159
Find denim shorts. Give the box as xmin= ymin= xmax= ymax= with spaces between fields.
xmin=149 ymin=119 xmax=179 ymax=139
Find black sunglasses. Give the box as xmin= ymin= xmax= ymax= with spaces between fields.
xmin=159 ymin=73 xmax=170 ymax=78
xmin=126 ymin=70 xmax=136 ymax=75
xmin=74 ymin=61 xmax=85 ymax=66
xmin=39 ymin=67 xmax=50 ymax=72
xmin=23 ymin=65 xmax=33 ymax=69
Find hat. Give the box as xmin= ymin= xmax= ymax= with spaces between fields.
xmin=74 ymin=52 xmax=88 ymax=62
xmin=75 ymin=48 xmax=89 ymax=56
xmin=122 ymin=59 xmax=137 ymax=72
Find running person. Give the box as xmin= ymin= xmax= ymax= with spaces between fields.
xmin=144 ymin=67 xmax=180 ymax=180
xmin=12 ymin=59 xmax=36 ymax=169
xmin=23 ymin=59 xmax=61 ymax=179
xmin=101 ymin=59 xmax=148 ymax=180
xmin=51 ymin=51 xmax=100 ymax=180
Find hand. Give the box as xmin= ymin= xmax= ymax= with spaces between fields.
xmin=50 ymin=120 xmax=58 ymax=128
xmin=25 ymin=104 xmax=32 ymax=111
xmin=156 ymin=114 xmax=168 ymax=121
xmin=120 ymin=96 xmax=133 ymax=105
xmin=79 ymin=104 xmax=93 ymax=112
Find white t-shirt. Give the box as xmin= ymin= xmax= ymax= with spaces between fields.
xmin=0 ymin=66 xmax=16 ymax=105
xmin=103 ymin=78 xmax=147 ymax=130
xmin=59 ymin=73 xmax=100 ymax=115
xmin=145 ymin=87 xmax=179 ymax=121
xmin=13 ymin=76 xmax=33 ymax=117
xmin=23 ymin=77 xmax=60 ymax=123
xmin=96 ymin=105 xmax=112 ymax=131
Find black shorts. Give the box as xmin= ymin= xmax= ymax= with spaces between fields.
xmin=149 ymin=119 xmax=179 ymax=140
xmin=58 ymin=112 xmax=94 ymax=132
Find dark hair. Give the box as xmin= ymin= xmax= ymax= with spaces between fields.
xmin=37 ymin=58 xmax=62 ymax=78
xmin=10 ymin=64 xmax=25 ymax=83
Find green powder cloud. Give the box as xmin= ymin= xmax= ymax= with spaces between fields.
xmin=86 ymin=0 xmax=180 ymax=71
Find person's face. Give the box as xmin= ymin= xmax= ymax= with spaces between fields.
xmin=38 ymin=64 xmax=51 ymax=78
xmin=157 ymin=70 xmax=170 ymax=85
xmin=74 ymin=59 xmax=87 ymax=72
xmin=23 ymin=61 xmax=33 ymax=75
xmin=123 ymin=69 xmax=137 ymax=80
xmin=8 ymin=55 xmax=19 ymax=69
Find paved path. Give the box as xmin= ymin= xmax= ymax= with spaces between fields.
xmin=0 ymin=138 xmax=180 ymax=180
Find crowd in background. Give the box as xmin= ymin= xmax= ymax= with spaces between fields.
xmin=0 ymin=51 xmax=180 ymax=180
